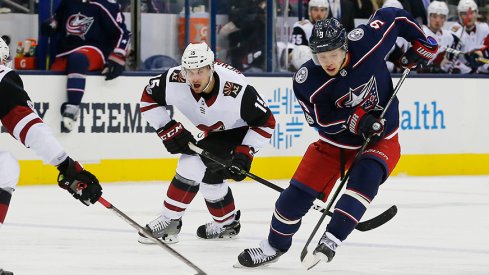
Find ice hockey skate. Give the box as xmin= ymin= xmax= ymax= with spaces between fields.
xmin=60 ymin=103 xmax=80 ymax=133
xmin=138 ymin=215 xmax=182 ymax=244
xmin=235 ymin=240 xmax=282 ymax=268
xmin=196 ymin=210 xmax=241 ymax=239
xmin=0 ymin=268 xmax=13 ymax=275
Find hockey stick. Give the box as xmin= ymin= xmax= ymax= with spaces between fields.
xmin=300 ymin=68 xmax=410 ymax=269
xmin=445 ymin=47 xmax=489 ymax=64
xmin=188 ymin=143 xmax=395 ymax=232
xmin=97 ymin=197 xmax=207 ymax=275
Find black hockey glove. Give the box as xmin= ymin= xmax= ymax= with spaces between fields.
xmin=401 ymin=37 xmax=439 ymax=69
xmin=224 ymin=145 xmax=254 ymax=182
xmin=464 ymin=51 xmax=486 ymax=70
xmin=40 ymin=19 xmax=57 ymax=36
xmin=346 ymin=107 xmax=385 ymax=142
xmin=157 ymin=120 xmax=196 ymax=155
xmin=57 ymin=157 xmax=102 ymax=206
xmin=102 ymin=53 xmax=126 ymax=81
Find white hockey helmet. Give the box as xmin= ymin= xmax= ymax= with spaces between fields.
xmin=309 ymin=0 xmax=330 ymax=10
xmin=457 ymin=0 xmax=478 ymax=13
xmin=0 ymin=36 xmax=10 ymax=66
xmin=181 ymin=42 xmax=215 ymax=70
xmin=382 ymin=0 xmax=403 ymax=9
xmin=291 ymin=45 xmax=313 ymax=70
xmin=308 ymin=0 xmax=329 ymax=21
xmin=428 ymin=1 xmax=449 ymax=16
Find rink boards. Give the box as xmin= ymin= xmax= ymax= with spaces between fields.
xmin=1 ymin=73 xmax=488 ymax=184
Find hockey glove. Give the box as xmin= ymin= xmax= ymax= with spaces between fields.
xmin=464 ymin=51 xmax=486 ymax=69
xmin=346 ymin=107 xmax=385 ymax=142
xmin=40 ymin=19 xmax=57 ymax=36
xmin=102 ymin=53 xmax=126 ymax=81
xmin=57 ymin=157 xmax=102 ymax=206
xmin=224 ymin=145 xmax=254 ymax=182
xmin=401 ymin=37 xmax=438 ymax=69
xmin=157 ymin=120 xmax=196 ymax=155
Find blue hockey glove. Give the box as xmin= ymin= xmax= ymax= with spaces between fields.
xmin=224 ymin=145 xmax=254 ymax=182
xmin=464 ymin=51 xmax=486 ymax=69
xmin=401 ymin=37 xmax=439 ymax=69
xmin=57 ymin=157 xmax=102 ymax=206
xmin=102 ymin=53 xmax=126 ymax=80
xmin=346 ymin=107 xmax=385 ymax=141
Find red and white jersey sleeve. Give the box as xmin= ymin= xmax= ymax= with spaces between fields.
xmin=0 ymin=66 xmax=67 ymax=166
xmin=139 ymin=72 xmax=172 ymax=130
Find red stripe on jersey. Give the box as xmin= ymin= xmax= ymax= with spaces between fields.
xmin=0 ymin=105 xmax=37 ymax=135
xmin=139 ymin=104 xmax=160 ymax=113
xmin=19 ymin=118 xmax=43 ymax=144
xmin=166 ymin=183 xmax=198 ymax=205
xmin=265 ymin=113 xmax=276 ymax=129
xmin=251 ymin=127 xmax=272 ymax=138
xmin=164 ymin=201 xmax=186 ymax=212
xmin=206 ymin=202 xmax=236 ymax=219
xmin=140 ymin=89 xmax=157 ymax=104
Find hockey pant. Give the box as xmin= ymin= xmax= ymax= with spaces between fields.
xmin=51 ymin=47 xmax=105 ymax=106
xmin=0 ymin=151 xmax=18 ymax=228
xmin=268 ymin=135 xmax=400 ymax=252
xmin=162 ymin=128 xmax=248 ymax=225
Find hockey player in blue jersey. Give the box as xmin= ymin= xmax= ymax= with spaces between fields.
xmin=41 ymin=0 xmax=131 ymax=133
xmin=236 ymin=8 xmax=438 ymax=268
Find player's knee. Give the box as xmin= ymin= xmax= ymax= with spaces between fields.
xmin=67 ymin=52 xmax=90 ymax=73
xmin=348 ymin=158 xmax=385 ymax=200
xmin=200 ymin=182 xmax=229 ymax=201
xmin=276 ymin=185 xmax=315 ymax=218
xmin=0 ymin=152 xmax=19 ymax=190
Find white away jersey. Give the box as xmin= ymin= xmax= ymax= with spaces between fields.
xmin=140 ymin=63 xmax=275 ymax=151
xmin=291 ymin=19 xmax=314 ymax=46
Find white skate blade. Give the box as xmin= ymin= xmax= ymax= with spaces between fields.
xmin=301 ymin=252 xmax=321 ymax=270
xmin=138 ymin=235 xmax=179 ymax=244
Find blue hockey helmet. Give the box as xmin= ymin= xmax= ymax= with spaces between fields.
xmin=309 ymin=18 xmax=348 ymax=54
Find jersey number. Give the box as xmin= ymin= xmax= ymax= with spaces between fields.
xmin=291 ymin=34 xmax=303 ymax=45
xmin=254 ymin=97 xmax=267 ymax=113
xmin=369 ymin=20 xmax=385 ymax=29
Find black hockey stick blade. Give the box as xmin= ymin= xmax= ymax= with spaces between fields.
xmin=355 ymin=205 xmax=398 ymax=232
xmin=98 ymin=197 xmax=207 ymax=275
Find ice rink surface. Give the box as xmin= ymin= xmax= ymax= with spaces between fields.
xmin=1 ymin=176 xmax=488 ymax=275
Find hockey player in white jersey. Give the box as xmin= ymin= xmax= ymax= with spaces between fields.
xmin=139 ymin=42 xmax=275 ymax=243
xmin=419 ymin=1 xmax=461 ymax=73
xmin=0 ymin=37 xmax=102 ymax=274
xmin=288 ymin=0 xmax=329 ymax=70
xmin=450 ymin=0 xmax=489 ymax=73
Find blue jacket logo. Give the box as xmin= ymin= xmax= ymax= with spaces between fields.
xmin=335 ymin=76 xmax=383 ymax=111
xmin=66 ymin=13 xmax=94 ymax=40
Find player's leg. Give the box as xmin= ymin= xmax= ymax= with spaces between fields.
xmin=237 ymin=140 xmax=344 ymax=267
xmin=59 ymin=48 xmax=104 ymax=133
xmin=314 ymin=135 xmax=401 ymax=263
xmin=194 ymin=129 xmax=247 ymax=240
xmin=139 ymin=155 xmax=204 ymax=244
xmin=0 ymin=151 xmax=20 ymax=229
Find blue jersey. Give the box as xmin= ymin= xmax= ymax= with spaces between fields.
xmin=293 ymin=8 xmax=427 ymax=149
xmin=53 ymin=0 xmax=131 ymax=58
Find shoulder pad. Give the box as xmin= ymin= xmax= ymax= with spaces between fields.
xmin=223 ymin=81 xmax=243 ymax=98
xmin=169 ymin=69 xmax=186 ymax=83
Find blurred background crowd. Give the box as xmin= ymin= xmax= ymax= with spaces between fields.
xmin=1 ymin=0 xmax=489 ymax=75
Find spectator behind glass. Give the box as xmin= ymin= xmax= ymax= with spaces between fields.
xmin=41 ymin=0 xmax=131 ymax=133
xmin=221 ymin=0 xmax=267 ymax=72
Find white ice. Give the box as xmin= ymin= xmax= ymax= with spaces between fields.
xmin=1 ymin=176 xmax=489 ymax=275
